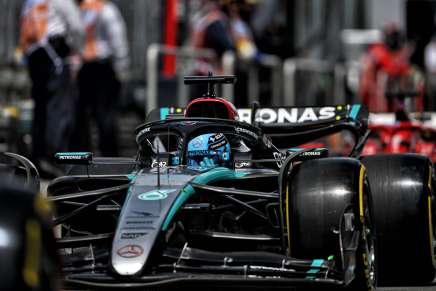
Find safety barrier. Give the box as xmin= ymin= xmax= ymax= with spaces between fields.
xmin=283 ymin=58 xmax=346 ymax=106
xmin=146 ymin=44 xmax=236 ymax=114
xmin=146 ymin=44 xmax=288 ymax=114
xmin=247 ymin=54 xmax=283 ymax=106
xmin=146 ymin=45 xmax=353 ymax=113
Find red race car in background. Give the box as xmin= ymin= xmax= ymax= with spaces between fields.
xmin=360 ymin=61 xmax=436 ymax=162
xmin=363 ymin=112 xmax=436 ymax=162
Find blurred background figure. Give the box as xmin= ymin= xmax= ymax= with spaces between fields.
xmin=70 ymin=0 xmax=129 ymax=157
xmin=19 ymin=0 xmax=84 ymax=177
xmin=224 ymin=0 xmax=259 ymax=106
xmin=189 ymin=0 xmax=257 ymax=104
xmin=226 ymin=0 xmax=257 ymax=61
xmin=358 ymin=24 xmax=417 ymax=113
xmin=190 ymin=0 xmax=235 ymax=76
xmin=425 ymin=34 xmax=436 ymax=111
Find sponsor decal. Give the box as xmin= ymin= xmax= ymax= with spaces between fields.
xmin=236 ymin=127 xmax=258 ymax=139
xmin=238 ymin=107 xmax=337 ymax=124
xmin=55 ymin=152 xmax=91 ymax=160
xmin=126 ymin=221 xmax=154 ymax=225
xmin=130 ymin=211 xmax=156 ymax=217
xmin=135 ymin=127 xmax=151 ymax=143
xmin=138 ymin=189 xmax=176 ymax=201
xmin=300 ymin=151 xmax=321 ymax=156
xmin=208 ymin=133 xmax=224 ymax=144
xmin=235 ymin=161 xmax=251 ymax=168
xmin=117 ymin=244 xmax=144 ymax=258
xmin=54 ymin=152 xmax=93 ymax=164
xmin=273 ymin=152 xmax=286 ymax=167
xmin=58 ymin=155 xmax=85 ymax=160
xmin=121 ymin=232 xmax=147 ymax=239
xmin=188 ymin=150 xmax=209 ymax=157
xmin=209 ymin=139 xmax=227 ymax=150
xmin=184 ymin=121 xmax=198 ymax=126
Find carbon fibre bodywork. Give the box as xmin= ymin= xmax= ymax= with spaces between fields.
xmin=47 ymin=106 xmax=375 ymax=290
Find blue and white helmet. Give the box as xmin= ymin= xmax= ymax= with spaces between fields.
xmin=187 ymin=133 xmax=231 ymax=170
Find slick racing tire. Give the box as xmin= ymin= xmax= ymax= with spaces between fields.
xmin=285 ymin=158 xmax=376 ymax=291
xmin=362 ymin=154 xmax=436 ymax=285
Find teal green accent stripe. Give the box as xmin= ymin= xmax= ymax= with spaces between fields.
xmin=288 ymin=148 xmax=301 ymax=152
xmin=160 ymin=108 xmax=170 ymax=120
xmin=311 ymin=259 xmax=324 ymax=267
xmin=118 ymin=175 xmax=137 ymax=219
xmin=162 ymin=168 xmax=247 ymax=230
xmin=55 ymin=152 xmax=91 ymax=156
xmin=288 ymin=148 xmax=326 ymax=152
xmin=126 ymin=173 xmax=137 ymax=181
xmin=349 ymin=104 xmax=361 ymax=120
xmin=306 ymin=259 xmax=324 ymax=279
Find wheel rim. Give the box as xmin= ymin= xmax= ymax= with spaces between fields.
xmin=364 ymin=225 xmax=377 ymax=289
xmin=362 ymin=177 xmax=377 ymax=290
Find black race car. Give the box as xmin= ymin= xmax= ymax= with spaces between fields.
xmin=0 ymin=152 xmax=59 ymax=291
xmin=48 ymin=76 xmax=436 ymax=290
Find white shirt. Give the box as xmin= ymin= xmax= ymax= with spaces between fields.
xmin=82 ymin=1 xmax=129 ymax=81
xmin=22 ymin=0 xmax=85 ymax=52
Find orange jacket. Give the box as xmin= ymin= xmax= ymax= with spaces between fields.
xmin=20 ymin=0 xmax=49 ymax=52
xmin=80 ymin=0 xmax=104 ymax=61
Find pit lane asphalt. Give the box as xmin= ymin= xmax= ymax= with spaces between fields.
xmin=380 ymin=287 xmax=436 ymax=290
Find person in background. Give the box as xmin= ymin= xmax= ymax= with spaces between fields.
xmin=224 ymin=0 xmax=258 ymax=106
xmin=71 ymin=0 xmax=129 ymax=157
xmin=190 ymin=0 xmax=257 ymax=105
xmin=225 ymin=0 xmax=257 ymax=61
xmin=424 ymin=34 xmax=436 ymax=110
xmin=19 ymin=0 xmax=84 ymax=177
xmin=359 ymin=25 xmax=416 ymax=112
xmin=190 ymin=0 xmax=235 ymax=76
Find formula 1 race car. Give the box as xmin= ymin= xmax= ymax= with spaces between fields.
xmin=363 ymin=112 xmax=436 ymax=162
xmin=48 ymin=75 xmax=435 ymax=290
xmin=361 ymin=69 xmax=436 ymax=162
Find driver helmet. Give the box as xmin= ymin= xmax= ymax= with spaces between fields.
xmin=383 ymin=24 xmax=406 ymax=51
xmin=187 ymin=133 xmax=232 ymax=170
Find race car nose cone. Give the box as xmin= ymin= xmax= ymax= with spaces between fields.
xmin=110 ymin=176 xmax=186 ymax=276
xmin=113 ymin=261 xmax=144 ymax=276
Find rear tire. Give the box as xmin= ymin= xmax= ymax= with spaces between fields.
xmin=362 ymin=154 xmax=435 ymax=285
xmin=286 ymin=158 xmax=376 ymax=290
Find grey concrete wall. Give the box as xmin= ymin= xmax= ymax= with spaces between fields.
xmin=367 ymin=0 xmax=406 ymax=29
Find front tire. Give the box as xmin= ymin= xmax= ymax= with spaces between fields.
xmin=285 ymin=158 xmax=376 ymax=290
